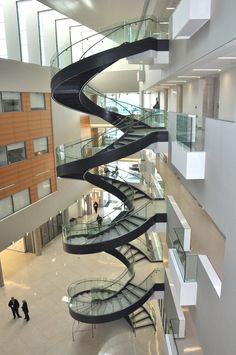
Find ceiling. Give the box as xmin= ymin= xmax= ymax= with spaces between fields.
xmin=37 ymin=0 xmax=236 ymax=91
xmin=151 ymin=38 xmax=236 ymax=91
xmin=38 ymin=0 xmax=180 ymax=30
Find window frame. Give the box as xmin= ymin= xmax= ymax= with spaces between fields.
xmin=6 ymin=141 xmax=27 ymax=165
xmin=30 ymin=92 xmax=46 ymax=111
xmin=33 ymin=136 xmax=49 ymax=157
xmin=37 ymin=178 xmax=52 ymax=200
xmin=0 ymin=91 xmax=22 ymax=112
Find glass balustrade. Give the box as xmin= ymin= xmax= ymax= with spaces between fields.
xmin=51 ymin=17 xmax=166 ymax=75
xmin=172 ymin=227 xmax=198 ymax=282
xmin=91 ymin=251 xmax=135 ymax=301
xmin=167 ymin=319 xmax=180 ymax=355
xmin=94 ymin=163 xmax=165 ymax=199
xmin=63 ymin=199 xmax=159 ymax=247
xmin=68 ymin=268 xmax=162 ymax=318
xmin=176 ymin=113 xmax=205 ymax=152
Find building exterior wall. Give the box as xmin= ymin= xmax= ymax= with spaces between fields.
xmin=0 ymin=92 xmax=57 ymax=204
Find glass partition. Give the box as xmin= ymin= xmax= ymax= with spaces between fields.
xmin=176 ymin=113 xmax=205 ymax=151
xmin=172 ymin=228 xmax=198 ymax=282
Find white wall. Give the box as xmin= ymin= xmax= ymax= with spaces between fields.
xmin=52 ymin=100 xmax=81 ymax=146
xmin=168 ymin=88 xmax=177 ymax=112
xmin=189 ymin=258 xmax=221 ymax=355
xmin=218 ymin=66 xmax=236 ymax=121
xmin=90 ymin=70 xmax=139 ymax=93
xmin=0 ymin=58 xmax=50 ymax=92
xmin=182 ymin=79 xmax=204 ymax=116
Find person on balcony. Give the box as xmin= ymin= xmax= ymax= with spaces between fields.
xmin=153 ymin=97 xmax=160 ymax=110
xmin=96 ymin=214 xmax=103 ymax=229
xmin=93 ymin=201 xmax=98 ymax=214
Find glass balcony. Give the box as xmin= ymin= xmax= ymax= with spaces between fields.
xmin=172 ymin=227 xmax=198 ymax=282
xmin=176 ymin=113 xmax=205 ymax=152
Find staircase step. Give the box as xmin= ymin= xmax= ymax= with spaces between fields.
xmin=126 ymin=284 xmax=146 ymax=298
xmin=115 ymin=224 xmax=129 ymax=235
xmin=121 ymin=288 xmax=139 ymax=304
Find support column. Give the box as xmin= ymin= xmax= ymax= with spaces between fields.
xmin=62 ymin=208 xmax=69 ymax=225
xmin=0 ymin=258 xmax=4 ymax=287
xmin=139 ymin=90 xmax=144 ymax=107
xmin=176 ymin=85 xmax=183 ymax=113
xmin=164 ymin=89 xmax=168 ymax=112
xmin=32 ymin=228 xmax=42 ymax=256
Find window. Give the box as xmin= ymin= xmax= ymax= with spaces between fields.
xmin=0 ymin=196 xmax=13 ymax=220
xmin=7 ymin=142 xmax=26 ymax=164
xmin=37 ymin=179 xmax=51 ymax=199
xmin=0 ymin=145 xmax=7 ymax=166
xmin=0 ymin=188 xmax=31 ymax=220
xmin=0 ymin=92 xmax=22 ymax=112
xmin=12 ymin=189 xmax=31 ymax=212
xmin=0 ymin=5 xmax=8 ymax=59
xmin=30 ymin=93 xmax=45 ymax=110
xmin=33 ymin=137 xmax=48 ymax=156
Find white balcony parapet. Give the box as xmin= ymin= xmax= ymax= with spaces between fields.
xmin=169 ymin=249 xmax=198 ymax=306
xmin=171 ymin=141 xmax=205 ymax=179
xmin=171 ymin=0 xmax=211 ymax=39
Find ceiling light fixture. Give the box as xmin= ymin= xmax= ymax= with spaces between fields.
xmin=166 ymin=7 xmax=175 ymax=10
xmin=177 ymin=75 xmax=201 ymax=78
xmin=168 ymin=80 xmax=187 ymax=83
xmin=175 ymin=36 xmax=190 ymax=39
xmin=218 ymin=56 xmax=236 ymax=60
xmin=193 ymin=68 xmax=221 ymax=72
xmin=160 ymin=22 xmax=169 ymax=25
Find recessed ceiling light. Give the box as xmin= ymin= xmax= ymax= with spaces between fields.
xmin=192 ymin=68 xmax=221 ymax=72
xmin=176 ymin=36 xmax=190 ymax=39
xmin=177 ymin=75 xmax=201 ymax=78
xmin=168 ymin=80 xmax=187 ymax=83
xmin=166 ymin=7 xmax=175 ymax=10
xmin=218 ymin=56 xmax=236 ymax=60
xmin=160 ymin=22 xmax=169 ymax=25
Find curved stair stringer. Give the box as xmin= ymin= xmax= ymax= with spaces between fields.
xmin=52 ymin=34 xmax=168 ymax=329
xmin=57 ymin=128 xmax=168 ymax=179
xmin=51 ymin=37 xmax=168 ymax=119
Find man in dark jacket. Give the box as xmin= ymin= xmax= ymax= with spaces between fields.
xmin=21 ymin=300 xmax=30 ymax=321
xmin=8 ymin=297 xmax=21 ymax=319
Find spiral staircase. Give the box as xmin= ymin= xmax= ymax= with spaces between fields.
xmin=51 ymin=18 xmax=169 ymax=332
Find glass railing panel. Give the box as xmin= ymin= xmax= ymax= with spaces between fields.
xmin=176 ymin=113 xmax=205 ymax=151
xmin=172 ymin=247 xmax=198 ymax=282
xmin=173 ymin=227 xmax=185 ymax=249
xmin=85 ymin=84 xmax=167 ymax=129
xmin=173 ymin=248 xmax=185 ymax=280
xmin=51 ymin=17 xmax=169 ymax=75
xmin=185 ymin=253 xmax=198 ymax=282
xmin=168 ymin=319 xmax=180 ymax=355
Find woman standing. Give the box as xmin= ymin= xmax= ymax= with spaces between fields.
xmin=21 ymin=300 xmax=30 ymax=321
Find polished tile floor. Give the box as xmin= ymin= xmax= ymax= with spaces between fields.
xmin=0 ymin=236 xmax=166 ymax=355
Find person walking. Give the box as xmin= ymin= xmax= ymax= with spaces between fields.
xmin=93 ymin=201 xmax=98 ymax=214
xmin=21 ymin=300 xmax=30 ymax=321
xmin=96 ymin=214 xmax=103 ymax=229
xmin=153 ymin=97 xmax=160 ymax=110
xmin=8 ymin=297 xmax=22 ymax=319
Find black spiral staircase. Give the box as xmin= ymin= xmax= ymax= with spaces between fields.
xmin=51 ymin=18 xmax=168 ymax=331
